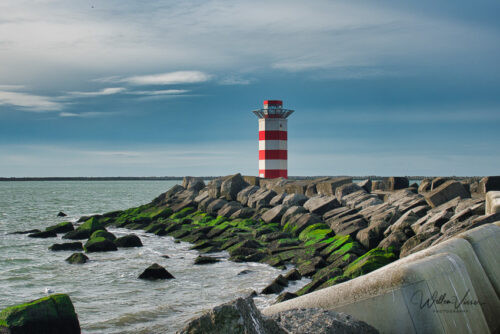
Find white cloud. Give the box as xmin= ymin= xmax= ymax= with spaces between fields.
xmin=59 ymin=111 xmax=115 ymax=118
xmin=0 ymin=90 xmax=62 ymax=111
xmin=121 ymin=71 xmax=211 ymax=85
xmin=218 ymin=76 xmax=253 ymax=85
xmin=67 ymin=87 xmax=125 ymax=97
xmin=129 ymin=89 xmax=189 ymax=95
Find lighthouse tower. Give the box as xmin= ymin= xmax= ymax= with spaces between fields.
xmin=252 ymin=100 xmax=294 ymax=179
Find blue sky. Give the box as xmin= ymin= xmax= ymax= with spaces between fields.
xmin=0 ymin=0 xmax=499 ymax=177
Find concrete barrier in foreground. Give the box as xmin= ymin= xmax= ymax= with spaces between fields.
xmin=455 ymin=224 xmax=500 ymax=298
xmin=263 ymin=252 xmax=490 ymax=333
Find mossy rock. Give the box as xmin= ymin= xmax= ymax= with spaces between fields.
xmin=170 ymin=207 xmax=196 ymax=219
xmin=317 ymin=275 xmax=350 ymax=290
xmin=49 ymin=242 xmax=83 ymax=251
xmin=90 ymin=230 xmax=116 ymax=241
xmin=194 ymin=256 xmax=220 ymax=265
xmin=326 ymin=241 xmax=364 ymax=263
xmin=320 ymin=235 xmax=353 ymax=257
xmin=343 ymin=248 xmax=397 ymax=278
xmin=298 ymin=223 xmax=330 ymax=240
xmin=77 ymin=217 xmax=106 ymax=233
xmin=84 ymin=237 xmax=117 ymax=252
xmin=45 ymin=221 xmax=74 ymax=234
xmin=144 ymin=223 xmax=167 ymax=234
xmin=62 ymin=229 xmax=91 ymax=240
xmin=269 ymin=238 xmax=301 ymax=250
xmin=65 ymin=252 xmax=88 ymax=264
xmin=115 ymin=234 xmax=143 ymax=248
xmin=0 ymin=294 xmax=80 ymax=333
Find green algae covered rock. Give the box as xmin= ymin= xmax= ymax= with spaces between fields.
xmin=114 ymin=234 xmax=143 ymax=248
xmin=84 ymin=237 xmax=117 ymax=252
xmin=90 ymin=229 xmax=116 ymax=241
xmin=0 ymin=294 xmax=80 ymax=334
xmin=45 ymin=222 xmax=74 ymax=234
xmin=65 ymin=252 xmax=88 ymax=264
xmin=77 ymin=216 xmax=106 ymax=233
xmin=343 ymin=248 xmax=396 ymax=278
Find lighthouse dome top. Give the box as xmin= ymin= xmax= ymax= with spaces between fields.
xmin=252 ymin=99 xmax=294 ymax=119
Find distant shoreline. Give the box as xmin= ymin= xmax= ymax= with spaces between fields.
xmin=0 ymin=176 xmax=480 ymax=181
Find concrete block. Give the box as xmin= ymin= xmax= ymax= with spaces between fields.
xmin=425 ymin=180 xmax=470 ymax=208
xmin=455 ymin=224 xmax=500 ymax=298
xmin=486 ymin=191 xmax=500 ymax=215
xmin=263 ymin=253 xmax=490 ymax=334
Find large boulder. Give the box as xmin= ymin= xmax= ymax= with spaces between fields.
xmin=486 ymin=191 xmax=500 ymax=215
xmin=236 ymin=185 xmax=260 ymax=206
xmin=284 ymin=213 xmax=322 ymax=236
xmin=303 ymin=196 xmax=340 ymax=215
xmin=206 ymin=199 xmax=228 ymax=215
xmin=138 ymin=263 xmax=175 ymax=280
xmin=207 ymin=177 xmax=225 ymax=199
xmin=479 ymin=176 xmax=500 ymax=193
xmin=431 ymin=177 xmax=449 ymax=190
xmin=261 ymin=205 xmax=290 ymax=224
xmin=418 ymin=179 xmax=432 ymax=193
xmin=84 ymin=237 xmax=117 ymax=252
xmin=335 ymin=183 xmax=364 ymax=202
xmin=242 ymin=175 xmax=260 ymax=186
xmin=247 ymin=189 xmax=277 ymax=209
xmin=220 ymin=173 xmax=248 ymax=201
xmin=90 ymin=230 xmax=116 ymax=241
xmin=182 ymin=177 xmax=206 ymax=192
xmin=45 ymin=222 xmax=74 ymax=234
xmin=280 ymin=206 xmax=307 ymax=226
xmin=178 ymin=297 xmax=285 ymax=334
xmin=424 ymin=180 xmax=470 ymax=208
xmin=282 ymin=193 xmax=308 ymax=207
xmin=270 ymin=308 xmax=379 ymax=334
xmin=270 ymin=193 xmax=288 ymax=206
xmin=0 ymin=294 xmax=80 ymax=334
xmin=217 ymin=202 xmax=242 ymax=218
xmin=115 ymin=234 xmax=143 ymax=248
xmin=385 ymin=177 xmax=409 ymax=191
xmin=316 ymin=177 xmax=352 ymax=196
xmin=229 ymin=207 xmax=255 ymax=219
xmin=357 ymin=179 xmax=372 ymax=193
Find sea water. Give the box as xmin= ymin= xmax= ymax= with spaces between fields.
xmin=0 ymin=181 xmax=308 ymax=333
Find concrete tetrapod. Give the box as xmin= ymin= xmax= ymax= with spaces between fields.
xmin=263 ymin=253 xmax=489 ymax=334
xmin=455 ymin=224 xmax=500 ymax=298
xmin=486 ymin=191 xmax=500 ymax=215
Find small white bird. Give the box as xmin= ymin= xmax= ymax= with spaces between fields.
xmin=44 ymin=288 xmax=53 ymax=294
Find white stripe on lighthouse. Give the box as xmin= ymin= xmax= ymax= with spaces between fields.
xmin=259 ymin=140 xmax=287 ymax=151
xmin=259 ymin=159 xmax=287 ymax=170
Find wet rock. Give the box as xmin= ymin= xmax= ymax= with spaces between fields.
xmin=0 ymin=294 xmax=80 ymax=334
xmin=90 ymin=229 xmax=116 ymax=241
xmin=138 ymin=263 xmax=175 ymax=280
xmin=425 ymin=180 xmax=470 ymax=208
xmin=261 ymin=275 xmax=288 ymax=294
xmin=260 ymin=231 xmax=290 ymax=242
xmin=115 ymin=234 xmax=143 ymax=248
xmin=284 ymin=268 xmax=302 ymax=281
xmin=49 ymin=242 xmax=83 ymax=251
xmin=316 ymin=177 xmax=352 ymax=196
xmin=270 ymin=308 xmax=379 ymax=334
xmin=28 ymin=230 xmax=57 ymax=238
xmin=303 ymin=196 xmax=340 ymax=215
xmin=45 ymin=221 xmax=74 ymax=234
xmin=275 ymin=292 xmax=298 ymax=303
xmin=220 ymin=173 xmax=248 ymax=201
xmin=194 ymin=256 xmax=220 ymax=265
xmin=297 ymin=256 xmax=327 ymax=277
xmin=57 ymin=211 xmax=67 ymax=217
xmin=84 ymin=237 xmax=118 ymax=252
xmin=65 ymin=252 xmax=89 ymax=264
xmin=237 ymin=269 xmax=253 ymax=275
xmin=62 ymin=229 xmax=91 ymax=240
xmin=178 ymin=296 xmax=285 ymax=334
xmin=261 ymin=204 xmax=290 ymax=224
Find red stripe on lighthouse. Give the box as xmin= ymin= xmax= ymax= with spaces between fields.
xmin=258 ymin=131 xmax=287 ymax=140
xmin=259 ymin=169 xmax=288 ymax=178
xmin=259 ymin=150 xmax=287 ymax=160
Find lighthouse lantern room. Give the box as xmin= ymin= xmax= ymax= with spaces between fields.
xmin=252 ymin=100 xmax=294 ymax=179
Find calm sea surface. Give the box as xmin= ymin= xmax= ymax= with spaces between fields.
xmin=0 ymin=181 xmax=308 ymax=333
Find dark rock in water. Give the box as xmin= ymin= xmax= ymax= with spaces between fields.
xmin=138 ymin=263 xmax=174 ymax=280
xmin=45 ymin=221 xmax=74 ymax=234
xmin=270 ymin=308 xmax=379 ymax=334
xmin=65 ymin=252 xmax=89 ymax=264
xmin=9 ymin=229 xmax=41 ymax=235
xmin=284 ymin=268 xmax=302 ymax=281
xmin=62 ymin=229 xmax=91 ymax=240
xmin=161 ymin=255 xmax=170 ymax=259
xmin=57 ymin=211 xmax=67 ymax=217
xmin=84 ymin=237 xmax=118 ymax=252
xmin=49 ymin=242 xmax=83 ymax=251
xmin=237 ymin=269 xmax=253 ymax=276
xmin=90 ymin=229 xmax=116 ymax=241
xmin=114 ymin=234 xmax=143 ymax=248
xmin=261 ymin=275 xmax=288 ymax=294
xmin=275 ymin=292 xmax=298 ymax=303
xmin=194 ymin=255 xmax=220 ymax=265
xmin=28 ymin=230 xmax=57 ymax=238
xmin=0 ymin=293 xmax=80 ymax=334
xmin=178 ymin=296 xmax=286 ymax=334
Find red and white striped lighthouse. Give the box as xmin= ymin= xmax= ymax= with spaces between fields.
xmin=252 ymin=100 xmax=294 ymax=179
